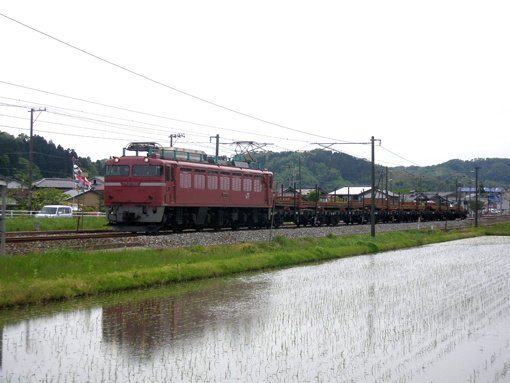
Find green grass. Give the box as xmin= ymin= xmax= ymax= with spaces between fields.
xmin=1 ymin=223 xmax=509 ymax=308
xmin=5 ymin=216 xmax=109 ymax=231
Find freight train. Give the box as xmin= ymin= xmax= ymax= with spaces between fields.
xmin=104 ymin=142 xmax=467 ymax=233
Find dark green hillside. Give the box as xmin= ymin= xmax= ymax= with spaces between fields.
xmin=394 ymin=158 xmax=510 ymax=192
xmin=254 ymin=150 xmax=510 ymax=193
xmin=0 ymin=131 xmax=104 ymax=181
xmin=254 ymin=149 xmax=382 ymax=191
xmin=2 ymin=129 xmax=508 ymax=193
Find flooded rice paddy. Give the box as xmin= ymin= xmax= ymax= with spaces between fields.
xmin=1 ymin=236 xmax=510 ymax=382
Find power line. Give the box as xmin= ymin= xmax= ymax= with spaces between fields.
xmin=0 ymin=151 xmax=66 ymax=159
xmin=0 ymin=91 xmax=312 ymax=144
xmin=1 ymin=88 xmax=427 ymax=167
xmin=0 ymin=14 xmax=355 ymax=144
xmin=0 ymin=124 xmax=134 ymax=141
xmin=379 ymin=145 xmax=421 ymax=167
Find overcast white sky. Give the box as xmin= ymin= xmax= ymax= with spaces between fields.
xmin=1 ymin=1 xmax=509 ymax=170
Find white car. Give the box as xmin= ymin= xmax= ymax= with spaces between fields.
xmin=35 ymin=205 xmax=73 ymax=218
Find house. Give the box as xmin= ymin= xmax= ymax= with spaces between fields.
xmin=0 ymin=175 xmax=23 ymax=190
xmin=32 ymin=178 xmax=75 ymax=190
xmin=88 ymin=176 xmax=104 ymax=188
xmin=278 ymin=186 xmax=330 ymax=202
xmin=329 ymin=186 xmax=400 ymax=205
xmin=403 ymin=191 xmax=459 ymax=204
xmin=67 ymin=184 xmax=105 ymax=211
xmin=0 ymin=175 xmax=24 ymax=208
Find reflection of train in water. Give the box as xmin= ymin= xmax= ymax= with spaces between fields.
xmin=104 ymin=142 xmax=467 ymax=233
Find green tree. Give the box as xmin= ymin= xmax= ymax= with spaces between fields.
xmin=306 ymin=190 xmax=320 ymax=202
xmin=0 ymin=154 xmax=9 ymax=170
xmin=16 ymin=188 xmax=67 ymax=210
xmin=13 ymin=158 xmax=43 ymax=186
xmin=469 ymin=200 xmax=484 ymax=213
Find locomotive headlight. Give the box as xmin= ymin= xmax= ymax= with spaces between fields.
xmin=144 ymin=157 xmax=150 ymax=163
xmin=114 ymin=157 xmax=120 ymax=163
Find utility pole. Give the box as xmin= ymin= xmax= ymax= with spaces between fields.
xmin=371 ymin=137 xmax=377 ymax=237
xmin=210 ymin=134 xmax=220 ymax=159
xmin=299 ymin=157 xmax=302 ymax=196
xmin=169 ymin=133 xmax=185 ymax=147
xmin=474 ymin=169 xmax=479 ymax=227
xmin=27 ymin=108 xmax=45 ymax=213
xmin=386 ymin=167 xmax=389 ymax=210
xmin=455 ymin=179 xmax=459 ymax=207
xmin=0 ymin=179 xmax=6 ymax=256
xmin=287 ymin=163 xmax=294 ymax=188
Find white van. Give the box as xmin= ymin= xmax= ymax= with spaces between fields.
xmin=35 ymin=205 xmax=73 ymax=218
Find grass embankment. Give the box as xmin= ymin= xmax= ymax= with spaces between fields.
xmin=1 ymin=224 xmax=510 ymax=308
xmin=5 ymin=217 xmax=108 ymax=231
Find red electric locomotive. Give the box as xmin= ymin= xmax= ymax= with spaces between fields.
xmin=104 ymin=142 xmax=274 ymax=232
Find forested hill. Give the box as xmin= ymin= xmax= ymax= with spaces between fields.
xmin=396 ymin=158 xmax=510 ymax=191
xmin=254 ymin=150 xmax=510 ymax=192
xmin=253 ymin=150 xmax=373 ymax=192
xmin=2 ymin=130 xmax=509 ymax=192
xmin=0 ymin=131 xmax=103 ymax=181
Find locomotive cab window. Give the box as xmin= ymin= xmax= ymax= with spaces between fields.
xmin=132 ymin=165 xmax=164 ymax=177
xmin=105 ymin=164 xmax=130 ymax=176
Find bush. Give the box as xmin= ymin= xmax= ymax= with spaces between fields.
xmin=272 ymin=235 xmax=288 ymax=246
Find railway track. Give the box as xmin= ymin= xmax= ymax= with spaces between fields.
xmin=5 ymin=229 xmax=140 ymax=244
xmin=3 ymin=224 xmax=299 ymax=244
xmin=4 ymin=215 xmax=508 ymax=246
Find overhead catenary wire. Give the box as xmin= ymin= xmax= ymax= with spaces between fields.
xmin=0 ymin=124 xmax=137 ymax=141
xmin=0 ymin=15 xmax=358 ymax=145
xmin=2 ymin=105 xmax=427 ymax=169
xmin=1 ymin=85 xmax=427 ymax=167
xmin=0 ymin=92 xmax=312 ymax=145
xmin=1 ymin=83 xmax=427 ymax=167
xmin=379 ymin=145 xmax=421 ymax=167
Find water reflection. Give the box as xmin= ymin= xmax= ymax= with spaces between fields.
xmin=1 ymin=236 xmax=510 ymax=382
xmin=101 ymin=276 xmax=270 ymax=359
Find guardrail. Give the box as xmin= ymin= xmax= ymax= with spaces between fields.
xmin=0 ymin=210 xmax=106 ymax=218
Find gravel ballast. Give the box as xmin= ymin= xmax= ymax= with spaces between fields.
xmin=5 ymin=216 xmax=510 ymax=256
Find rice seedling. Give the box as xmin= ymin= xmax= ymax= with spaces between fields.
xmin=2 ymin=229 xmax=510 ymax=382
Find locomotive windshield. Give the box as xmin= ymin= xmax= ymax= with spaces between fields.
xmin=105 ymin=165 xmax=130 ymax=176
xmin=132 ymin=165 xmax=164 ymax=177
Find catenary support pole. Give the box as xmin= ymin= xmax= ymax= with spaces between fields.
xmin=0 ymin=181 xmax=6 ymax=256
xmin=371 ymin=136 xmax=376 ymax=237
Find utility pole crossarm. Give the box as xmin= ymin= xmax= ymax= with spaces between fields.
xmin=169 ymin=133 xmax=185 ymax=147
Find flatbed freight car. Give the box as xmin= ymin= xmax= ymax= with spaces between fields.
xmin=273 ymin=192 xmax=467 ymax=227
